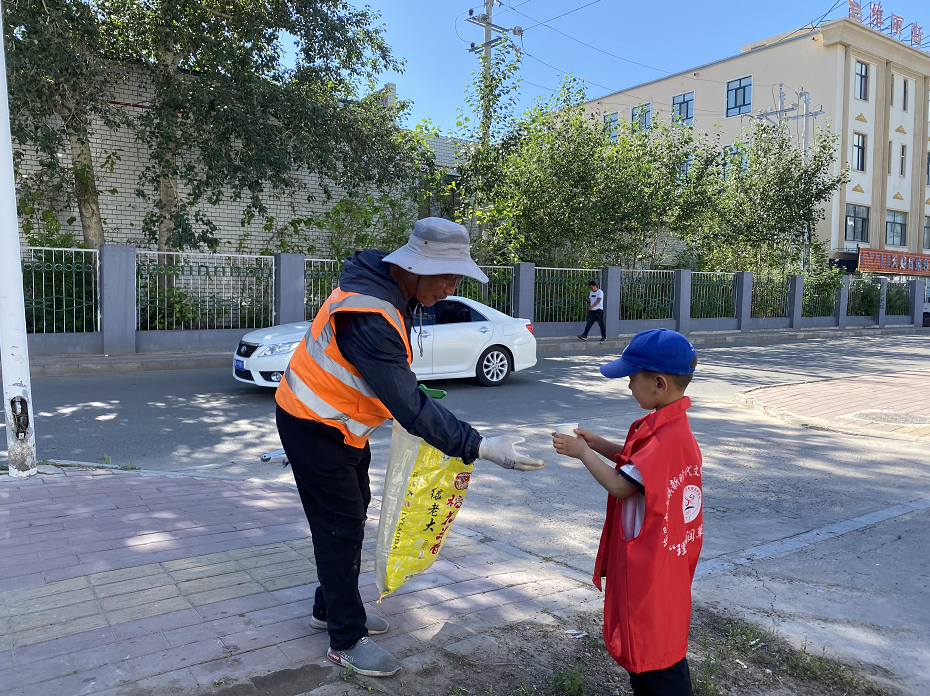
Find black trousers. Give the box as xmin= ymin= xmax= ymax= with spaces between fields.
xmin=276 ymin=405 xmax=371 ymax=650
xmin=582 ymin=308 xmax=606 ymax=338
xmin=629 ymin=657 xmax=694 ymax=696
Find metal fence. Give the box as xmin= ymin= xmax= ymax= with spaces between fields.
xmin=619 ymin=270 xmax=674 ymax=320
xmin=751 ymin=275 xmax=789 ymax=319
xmin=691 ymin=272 xmax=736 ymax=319
xmin=801 ymin=276 xmax=838 ymax=317
xmin=305 ymin=259 xmax=341 ymax=321
xmin=136 ymin=251 xmax=274 ymax=330
xmin=457 ymin=266 xmax=514 ymax=315
xmin=847 ymin=278 xmax=879 ymax=316
xmin=886 ymin=281 xmax=911 ymax=316
xmin=21 ymin=247 xmax=99 ymax=333
xmin=534 ymin=267 xmax=600 ymax=323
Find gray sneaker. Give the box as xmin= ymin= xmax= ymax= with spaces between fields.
xmin=309 ymin=613 xmax=389 ymax=634
xmin=327 ymin=636 xmax=401 ymax=677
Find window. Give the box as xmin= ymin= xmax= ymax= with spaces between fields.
xmin=903 ymin=79 xmax=909 ymax=111
xmin=855 ymin=61 xmax=869 ymax=101
xmin=852 ymin=133 xmax=867 ymax=171
xmin=604 ymin=112 xmax=618 ymax=142
xmin=900 ymin=144 xmax=907 ymax=177
xmin=632 ymin=103 xmax=651 ymax=129
xmin=886 ymin=211 xmax=907 ymax=246
xmin=926 ymin=152 xmax=929 ymax=185
xmin=672 ymin=92 xmax=694 ymax=126
xmin=890 ymin=74 xmax=894 ymax=106
xmin=925 ymin=216 xmax=930 ymax=249
xmin=726 ymin=76 xmax=752 ymax=117
xmin=845 ymin=204 xmax=870 ymax=242
xmin=678 ymin=153 xmax=694 ymax=179
xmin=434 ymin=300 xmax=485 ymax=324
xmin=888 ymin=141 xmax=893 ymax=175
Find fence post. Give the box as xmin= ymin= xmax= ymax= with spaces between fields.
xmin=735 ymin=271 xmax=753 ymax=332
xmin=836 ymin=275 xmax=850 ymax=329
xmin=512 ymin=262 xmax=535 ymax=321
xmin=673 ymin=269 xmax=691 ymax=335
xmin=600 ymin=266 xmax=622 ymax=338
xmin=877 ymin=277 xmax=888 ymax=328
xmin=273 ymin=253 xmax=306 ymax=325
xmin=787 ymin=275 xmax=804 ymax=329
xmin=100 ymin=244 xmax=137 ymax=356
xmin=909 ymin=278 xmax=925 ymax=326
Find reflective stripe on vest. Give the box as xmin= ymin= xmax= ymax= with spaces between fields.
xmin=275 ymin=288 xmax=412 ymax=448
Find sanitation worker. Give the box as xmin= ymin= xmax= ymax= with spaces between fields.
xmin=275 ymin=217 xmax=546 ymax=678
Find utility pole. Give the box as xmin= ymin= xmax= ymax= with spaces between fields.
xmin=0 ymin=0 xmax=38 ymax=476
xmin=787 ymin=89 xmax=824 ymax=269
xmin=754 ymin=83 xmax=797 ymax=128
xmin=466 ymin=0 xmax=520 ymax=145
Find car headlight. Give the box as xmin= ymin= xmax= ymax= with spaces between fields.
xmin=256 ymin=341 xmax=300 ymax=357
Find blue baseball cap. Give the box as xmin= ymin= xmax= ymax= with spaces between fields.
xmin=600 ymin=328 xmax=696 ymax=378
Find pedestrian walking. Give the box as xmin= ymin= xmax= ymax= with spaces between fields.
xmin=578 ymin=279 xmax=606 ymax=342
xmin=275 ymin=217 xmax=546 ymax=678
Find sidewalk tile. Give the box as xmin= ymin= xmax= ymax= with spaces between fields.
xmin=218 ymin=616 xmax=315 ymax=653
xmin=93 ymin=573 xmax=174 ymax=599
xmin=194 ymin=592 xmax=281 ymax=622
xmin=244 ymin=599 xmax=314 ymax=627
xmin=188 ymin=645 xmax=291 ymax=686
xmin=270 ymin=583 xmax=316 ymax=604
xmin=111 ymin=608 xmax=203 ymax=639
xmin=163 ymin=623 xmax=224 ymax=648
xmin=90 ymin=562 xmax=163 ymax=586
xmin=111 ymin=667 xmax=198 ymax=695
xmin=0 ymin=653 xmax=73 ymax=689
xmin=125 ymin=638 xmax=227 ymax=680
xmin=98 ymin=583 xmax=182 ymax=612
xmin=16 ymin=662 xmax=133 ymax=696
xmin=13 ymin=613 xmax=110 ymax=648
xmin=185 ymin=580 xmax=265 ymax=607
xmin=277 ymin=631 xmax=330 ymax=662
xmin=10 ymin=598 xmax=100 ymax=633
xmin=45 ymin=560 xmax=122 ymax=584
xmin=1 ymin=554 xmax=79 ymax=579
xmin=68 ymin=632 xmax=170 ymax=671
xmin=11 ymin=626 xmax=115 ymax=664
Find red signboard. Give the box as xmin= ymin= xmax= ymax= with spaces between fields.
xmin=858 ymin=249 xmax=930 ymax=276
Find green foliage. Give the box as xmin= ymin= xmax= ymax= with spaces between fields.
xmin=97 ymin=0 xmax=429 ymax=251
xmin=750 ymin=275 xmax=789 ymax=319
xmin=847 ymin=276 xmax=880 ymax=317
xmin=22 ymin=249 xmax=99 ymax=333
xmin=310 ymin=192 xmax=418 ymax=261
xmin=549 ymin=664 xmax=586 ymax=695
xmin=802 ymin=267 xmax=842 ymax=317
xmin=139 ymin=286 xmax=202 ymax=330
xmin=886 ymin=282 xmax=910 ymax=316
xmin=690 ymin=274 xmax=736 ymax=319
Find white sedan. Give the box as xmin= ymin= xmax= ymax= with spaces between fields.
xmin=233 ymin=296 xmax=536 ymax=388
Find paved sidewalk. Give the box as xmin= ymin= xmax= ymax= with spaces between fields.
xmin=0 ymin=466 xmax=598 ymax=696
xmin=738 ymin=369 xmax=930 ymax=440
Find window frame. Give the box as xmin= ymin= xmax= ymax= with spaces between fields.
xmin=845 ymin=204 xmax=870 ymax=243
xmin=852 ymin=132 xmax=867 ymax=172
xmin=603 ymin=111 xmax=619 ymax=143
xmin=900 ymin=144 xmax=907 ymax=177
xmin=890 ymin=73 xmax=895 ymax=106
xmin=671 ymin=91 xmax=694 ymax=126
xmin=631 ymin=103 xmax=651 ymax=130
xmin=925 ymin=215 xmax=930 ymax=249
xmin=903 ymin=78 xmax=909 ymax=111
xmin=888 ymin=140 xmax=893 ymax=175
xmin=855 ymin=60 xmax=869 ymax=101
xmin=925 ymin=152 xmax=929 ymax=186
xmin=885 ymin=210 xmax=907 ymax=247
xmin=725 ymin=75 xmax=753 ymax=118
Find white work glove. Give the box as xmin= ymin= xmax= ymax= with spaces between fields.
xmin=478 ymin=435 xmax=546 ymax=471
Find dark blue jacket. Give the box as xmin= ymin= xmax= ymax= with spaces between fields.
xmin=332 ymin=250 xmax=482 ymax=463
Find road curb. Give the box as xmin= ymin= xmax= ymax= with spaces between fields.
xmin=537 ymin=325 xmax=930 ymax=353
xmin=735 ymin=374 xmax=930 ymax=443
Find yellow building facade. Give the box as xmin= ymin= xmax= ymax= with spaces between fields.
xmin=585 ymin=16 xmax=930 ymax=262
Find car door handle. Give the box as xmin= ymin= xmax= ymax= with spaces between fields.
xmin=420 ymin=331 xmax=431 ymax=338
xmin=478 ymin=327 xmax=490 ymax=333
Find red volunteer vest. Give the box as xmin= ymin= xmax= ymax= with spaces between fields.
xmin=592 ymin=396 xmax=703 ymax=673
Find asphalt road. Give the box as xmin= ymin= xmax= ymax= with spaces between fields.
xmin=3 ymin=333 xmax=930 ymax=691
xmin=5 ymin=334 xmax=930 ymax=469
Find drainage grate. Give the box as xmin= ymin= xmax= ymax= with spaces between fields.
xmin=849 ymin=410 xmax=930 ymax=425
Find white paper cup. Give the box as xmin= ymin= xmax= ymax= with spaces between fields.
xmin=554 ymin=423 xmax=579 ymax=435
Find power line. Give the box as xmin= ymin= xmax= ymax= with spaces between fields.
xmin=522 ymin=0 xmax=605 ymax=30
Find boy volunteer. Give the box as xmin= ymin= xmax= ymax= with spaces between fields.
xmin=276 ymin=218 xmax=545 ymax=678
xmin=552 ymin=328 xmax=702 ymax=695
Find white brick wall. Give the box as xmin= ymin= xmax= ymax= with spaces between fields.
xmin=16 ymin=67 xmax=461 ymax=254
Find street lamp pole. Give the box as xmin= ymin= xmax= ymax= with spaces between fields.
xmin=0 ymin=0 xmax=38 ymax=477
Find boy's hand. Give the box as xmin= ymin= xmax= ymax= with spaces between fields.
xmin=551 ymin=432 xmax=590 ymax=460
xmin=573 ymin=428 xmax=603 ymax=450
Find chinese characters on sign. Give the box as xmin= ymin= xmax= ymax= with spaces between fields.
xmin=848 ymin=0 xmax=863 ymax=21
xmin=858 ymin=249 xmax=930 ymax=276
xmin=849 ymin=1 xmax=927 ymax=50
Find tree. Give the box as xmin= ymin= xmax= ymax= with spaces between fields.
xmin=5 ymin=0 xmax=119 ymax=248
xmin=99 ymin=0 xmax=427 ymax=251
xmin=688 ymin=121 xmax=847 ymax=273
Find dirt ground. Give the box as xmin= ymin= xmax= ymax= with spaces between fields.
xmin=316 ymin=605 xmax=903 ymax=696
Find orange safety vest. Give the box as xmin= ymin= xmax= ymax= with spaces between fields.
xmin=275 ymin=288 xmax=413 ymax=448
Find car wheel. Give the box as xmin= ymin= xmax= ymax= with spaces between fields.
xmin=476 ymin=346 xmax=511 ymax=387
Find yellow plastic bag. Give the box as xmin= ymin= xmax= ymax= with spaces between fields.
xmin=375 ymin=420 xmax=474 ymax=598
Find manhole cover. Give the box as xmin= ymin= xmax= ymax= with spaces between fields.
xmin=850 ymin=410 xmax=930 ymax=425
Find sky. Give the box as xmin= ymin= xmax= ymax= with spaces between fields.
xmin=357 ymin=0 xmax=930 ymax=132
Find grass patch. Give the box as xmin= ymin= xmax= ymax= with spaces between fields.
xmin=690 ymin=607 xmax=894 ymax=696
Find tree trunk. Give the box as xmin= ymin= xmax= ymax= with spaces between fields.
xmin=157 ymin=167 xmax=179 ymax=252
xmin=62 ymin=112 xmax=105 ymax=249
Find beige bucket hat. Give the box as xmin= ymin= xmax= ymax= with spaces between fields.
xmin=383 ymin=217 xmax=488 ymax=283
